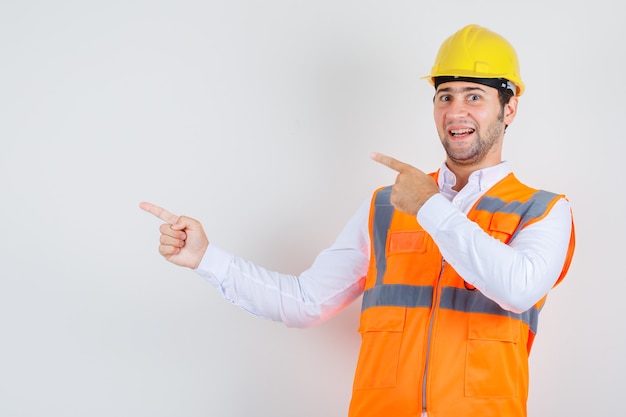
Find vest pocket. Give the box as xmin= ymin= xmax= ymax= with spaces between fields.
xmin=465 ymin=314 xmax=520 ymax=398
xmin=354 ymin=306 xmax=406 ymax=390
xmin=387 ymin=230 xmax=427 ymax=254
xmin=487 ymin=211 xmax=519 ymax=243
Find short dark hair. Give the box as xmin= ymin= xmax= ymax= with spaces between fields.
xmin=498 ymin=88 xmax=515 ymax=108
xmin=498 ymin=88 xmax=515 ymax=131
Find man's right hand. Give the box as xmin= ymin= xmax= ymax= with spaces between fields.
xmin=139 ymin=202 xmax=209 ymax=269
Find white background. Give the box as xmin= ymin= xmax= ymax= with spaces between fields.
xmin=1 ymin=1 xmax=623 ymax=416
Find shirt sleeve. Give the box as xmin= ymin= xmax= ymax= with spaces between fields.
xmin=192 ymin=199 xmax=371 ymax=328
xmin=417 ymin=193 xmax=573 ymax=313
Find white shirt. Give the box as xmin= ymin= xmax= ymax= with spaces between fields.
xmin=194 ymin=161 xmax=573 ymax=327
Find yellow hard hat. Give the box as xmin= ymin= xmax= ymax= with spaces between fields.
xmin=424 ymin=24 xmax=525 ymax=96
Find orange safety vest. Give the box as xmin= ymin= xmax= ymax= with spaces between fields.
xmin=348 ymin=172 xmax=575 ymax=417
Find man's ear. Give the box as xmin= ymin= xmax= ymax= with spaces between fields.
xmin=503 ymin=96 xmax=519 ymax=125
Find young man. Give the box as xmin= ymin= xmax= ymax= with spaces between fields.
xmin=141 ymin=24 xmax=575 ymax=417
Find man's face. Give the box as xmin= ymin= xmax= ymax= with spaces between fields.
xmin=433 ymin=81 xmax=517 ymax=168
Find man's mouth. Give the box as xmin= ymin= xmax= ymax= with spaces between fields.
xmin=449 ymin=128 xmax=475 ymax=138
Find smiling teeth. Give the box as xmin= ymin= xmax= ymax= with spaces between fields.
xmin=451 ymin=128 xmax=474 ymax=136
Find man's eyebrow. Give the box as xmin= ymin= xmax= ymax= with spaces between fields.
xmin=436 ymin=85 xmax=487 ymax=95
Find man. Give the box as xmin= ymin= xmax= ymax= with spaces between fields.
xmin=141 ymin=24 xmax=575 ymax=417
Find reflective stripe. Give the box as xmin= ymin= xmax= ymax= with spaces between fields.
xmin=373 ymin=187 xmax=394 ymax=286
xmin=362 ymin=285 xmax=540 ymax=334
xmin=440 ymin=287 xmax=540 ymax=334
xmin=474 ymin=190 xmax=559 ymax=240
xmin=362 ymin=284 xmax=434 ymax=310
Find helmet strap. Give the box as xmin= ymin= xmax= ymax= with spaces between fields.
xmin=434 ymin=76 xmax=516 ymax=94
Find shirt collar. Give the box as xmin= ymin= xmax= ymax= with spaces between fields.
xmin=437 ymin=161 xmax=512 ymax=195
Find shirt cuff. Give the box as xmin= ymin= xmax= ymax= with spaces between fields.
xmin=193 ymin=244 xmax=234 ymax=284
xmin=416 ymin=193 xmax=457 ymax=237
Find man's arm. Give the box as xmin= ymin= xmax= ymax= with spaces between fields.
xmin=140 ymin=200 xmax=370 ymax=327
xmin=417 ymin=194 xmax=573 ymax=313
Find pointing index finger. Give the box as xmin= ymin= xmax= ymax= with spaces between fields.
xmin=139 ymin=201 xmax=179 ymax=224
xmin=371 ymin=152 xmax=410 ymax=173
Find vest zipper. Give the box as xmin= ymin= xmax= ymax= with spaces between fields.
xmin=421 ymin=258 xmax=446 ymax=417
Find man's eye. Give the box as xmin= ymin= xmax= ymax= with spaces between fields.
xmin=440 ymin=95 xmax=450 ymax=102
xmin=468 ymin=94 xmax=480 ymax=101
